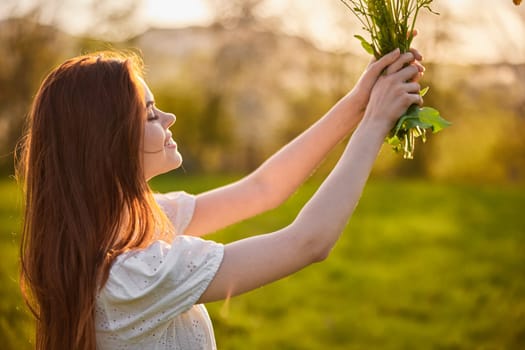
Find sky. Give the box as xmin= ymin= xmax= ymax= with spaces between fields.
xmin=2 ymin=0 xmax=525 ymax=64
xmin=141 ymin=0 xmax=525 ymax=64
xmin=143 ymin=0 xmax=212 ymax=27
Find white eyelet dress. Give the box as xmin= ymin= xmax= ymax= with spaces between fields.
xmin=95 ymin=192 xmax=224 ymax=350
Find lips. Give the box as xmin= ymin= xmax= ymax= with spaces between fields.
xmin=164 ymin=131 xmax=173 ymax=147
xmin=163 ymin=132 xmax=177 ymax=149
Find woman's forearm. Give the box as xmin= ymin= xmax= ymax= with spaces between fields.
xmin=187 ymin=51 xmax=419 ymax=237
xmin=186 ymin=94 xmax=363 ymax=237
xmin=251 ymin=92 xmax=363 ymax=208
xmin=291 ymin=118 xmax=389 ymax=260
xmin=290 ymin=53 xmax=423 ymax=259
xmin=198 ymin=55 xmax=422 ymax=302
xmin=199 ymin=119 xmax=390 ymax=303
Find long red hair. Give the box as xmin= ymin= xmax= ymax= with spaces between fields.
xmin=17 ymin=52 xmax=168 ymax=349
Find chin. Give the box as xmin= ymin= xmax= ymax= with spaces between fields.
xmin=171 ymin=153 xmax=183 ymax=169
xmin=164 ymin=155 xmax=183 ymax=173
xmin=145 ymin=160 xmax=183 ymax=181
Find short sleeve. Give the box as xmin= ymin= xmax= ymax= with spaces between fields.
xmin=98 ymin=236 xmax=224 ymax=340
xmin=154 ymin=191 xmax=196 ymax=235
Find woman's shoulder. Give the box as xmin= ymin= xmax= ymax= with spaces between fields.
xmin=103 ymin=236 xmax=224 ymax=299
xmin=96 ymin=236 xmax=224 ymax=341
xmin=154 ymin=191 xmax=196 ymax=234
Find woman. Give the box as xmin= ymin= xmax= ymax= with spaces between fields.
xmin=18 ymin=47 xmax=423 ymax=349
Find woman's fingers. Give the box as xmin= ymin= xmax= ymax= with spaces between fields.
xmin=405 ymin=82 xmax=421 ymax=94
xmin=389 ymin=66 xmax=424 ymax=106
xmin=368 ymin=48 xmax=400 ymax=74
xmin=410 ymin=47 xmax=423 ymax=61
xmin=383 ymin=44 xmax=424 ymax=76
xmin=385 ymin=52 xmax=415 ymax=75
xmin=369 ymin=46 xmax=424 ymax=80
xmin=408 ymin=92 xmax=424 ymax=107
xmin=405 ymin=80 xmax=424 ymax=106
xmin=393 ymin=64 xmax=420 ymax=83
xmin=413 ymin=61 xmax=425 ymax=73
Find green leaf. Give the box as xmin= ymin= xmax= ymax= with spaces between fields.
xmin=403 ymin=116 xmax=433 ymax=130
xmin=417 ymin=107 xmax=452 ymax=133
xmin=385 ymin=105 xmax=451 ymax=158
xmin=389 ymin=105 xmax=419 ymax=137
xmin=354 ymin=35 xmax=375 ymax=55
xmin=386 ymin=134 xmax=401 ymax=147
xmin=420 ymin=86 xmax=429 ymax=97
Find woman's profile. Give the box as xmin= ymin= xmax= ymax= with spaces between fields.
xmin=17 ymin=47 xmax=424 ymax=349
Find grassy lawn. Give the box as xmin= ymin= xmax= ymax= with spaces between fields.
xmin=1 ymin=174 xmax=524 ymax=349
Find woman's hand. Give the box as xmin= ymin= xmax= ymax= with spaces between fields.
xmin=361 ymin=52 xmax=423 ymax=132
xmin=348 ymin=47 xmax=424 ymax=117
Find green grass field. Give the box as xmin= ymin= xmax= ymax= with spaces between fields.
xmin=1 ymin=174 xmax=524 ymax=349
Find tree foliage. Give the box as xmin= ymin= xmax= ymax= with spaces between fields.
xmin=0 ymin=0 xmax=142 ymax=173
xmin=0 ymin=1 xmax=524 ymax=183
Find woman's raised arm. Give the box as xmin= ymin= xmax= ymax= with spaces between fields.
xmin=197 ymin=56 xmax=422 ymax=303
xmin=185 ymin=49 xmax=422 ymax=237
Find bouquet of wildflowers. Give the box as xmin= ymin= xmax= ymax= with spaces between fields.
xmin=340 ymin=0 xmax=451 ymax=159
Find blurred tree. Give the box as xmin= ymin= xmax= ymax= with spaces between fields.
xmin=0 ymin=0 xmax=142 ymax=175
xmin=86 ymin=0 xmax=144 ymax=40
xmin=152 ymin=74 xmax=235 ymax=173
xmin=207 ymin=0 xmax=266 ymax=29
xmin=0 ymin=14 xmax=64 ymax=174
xmin=2 ymin=0 xmax=144 ymax=40
xmin=200 ymin=0 xmax=284 ymax=170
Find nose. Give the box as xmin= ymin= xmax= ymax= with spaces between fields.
xmin=162 ymin=111 xmax=176 ymax=129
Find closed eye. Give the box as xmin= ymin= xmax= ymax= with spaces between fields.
xmin=146 ymin=104 xmax=158 ymax=121
xmin=147 ymin=112 xmax=159 ymax=121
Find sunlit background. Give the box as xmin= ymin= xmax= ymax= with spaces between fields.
xmin=1 ymin=1 xmax=524 ymax=349
xmin=3 ymin=0 xmax=525 ymax=63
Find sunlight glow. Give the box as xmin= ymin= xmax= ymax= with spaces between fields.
xmin=1 ymin=0 xmax=523 ymax=63
xmin=144 ymin=0 xmax=212 ymax=27
xmin=139 ymin=0 xmax=525 ymax=63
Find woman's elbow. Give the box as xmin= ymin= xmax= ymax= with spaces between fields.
xmin=310 ymin=243 xmax=332 ymax=263
xmin=250 ymin=175 xmax=286 ymax=212
xmin=301 ymin=229 xmax=335 ymax=264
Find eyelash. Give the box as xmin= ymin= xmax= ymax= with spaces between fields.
xmin=147 ymin=108 xmax=158 ymax=121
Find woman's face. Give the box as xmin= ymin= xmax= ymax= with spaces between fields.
xmin=140 ymin=79 xmax=183 ymax=180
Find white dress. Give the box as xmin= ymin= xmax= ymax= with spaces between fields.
xmin=95 ymin=192 xmax=224 ymax=350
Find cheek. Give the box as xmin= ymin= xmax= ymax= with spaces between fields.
xmin=143 ymin=124 xmax=165 ymax=151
